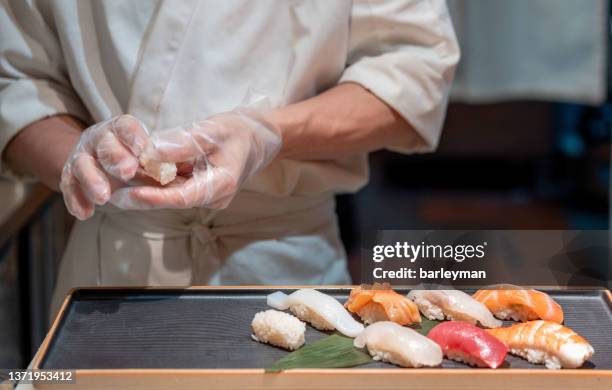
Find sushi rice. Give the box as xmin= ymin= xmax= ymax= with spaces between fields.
xmin=251 ymin=309 xmax=306 ymax=351
xmin=139 ymin=154 xmax=177 ymax=185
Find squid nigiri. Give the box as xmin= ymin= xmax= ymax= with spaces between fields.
xmin=428 ymin=321 xmax=507 ymax=368
xmin=473 ymin=285 xmax=564 ymax=324
xmin=407 ymin=289 xmax=502 ymax=328
xmin=354 ymin=321 xmax=443 ymax=368
xmin=345 ymin=283 xmax=421 ymax=326
xmin=267 ymin=289 xmax=364 ymax=337
xmin=487 ymin=320 xmax=594 ymax=369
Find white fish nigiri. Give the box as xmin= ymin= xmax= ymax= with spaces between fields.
xmin=407 ymin=289 xmax=502 ymax=328
xmin=354 ymin=321 xmax=443 ymax=368
xmin=267 ymin=289 xmax=364 ymax=337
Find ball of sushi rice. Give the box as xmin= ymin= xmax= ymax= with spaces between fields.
xmin=251 ymin=309 xmax=306 ymax=351
xmin=139 ymin=154 xmax=177 ymax=185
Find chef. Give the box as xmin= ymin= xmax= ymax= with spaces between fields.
xmin=0 ymin=0 xmax=459 ymax=316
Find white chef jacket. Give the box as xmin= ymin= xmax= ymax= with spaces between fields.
xmin=0 ymin=0 xmax=459 ymax=316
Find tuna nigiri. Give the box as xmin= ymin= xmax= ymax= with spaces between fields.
xmin=487 ymin=320 xmax=594 ymax=369
xmin=407 ymin=289 xmax=502 ymax=328
xmin=354 ymin=321 xmax=443 ymax=368
xmin=345 ymin=283 xmax=421 ymax=326
xmin=473 ymin=285 xmax=564 ymax=324
xmin=267 ymin=289 xmax=364 ymax=337
xmin=428 ymin=321 xmax=507 ymax=368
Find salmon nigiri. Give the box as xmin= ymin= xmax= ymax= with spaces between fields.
xmin=473 ymin=285 xmax=564 ymax=324
xmin=487 ymin=321 xmax=594 ymax=369
xmin=345 ymin=283 xmax=421 ymax=325
xmin=428 ymin=321 xmax=507 ymax=368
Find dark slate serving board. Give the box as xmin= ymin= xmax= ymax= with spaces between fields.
xmin=39 ymin=288 xmax=612 ymax=370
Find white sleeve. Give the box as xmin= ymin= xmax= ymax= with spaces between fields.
xmin=0 ymin=0 xmax=89 ymax=175
xmin=340 ymin=0 xmax=460 ymax=153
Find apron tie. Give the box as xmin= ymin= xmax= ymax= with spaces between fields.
xmin=70 ymin=193 xmax=343 ymax=292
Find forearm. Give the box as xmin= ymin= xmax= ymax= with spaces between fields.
xmin=3 ymin=115 xmax=85 ymax=191
xmin=270 ymin=83 xmax=423 ymax=160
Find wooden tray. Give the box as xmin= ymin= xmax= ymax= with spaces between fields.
xmin=32 ymin=286 xmax=612 ymax=389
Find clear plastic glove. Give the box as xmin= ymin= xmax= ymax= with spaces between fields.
xmin=110 ymin=105 xmax=282 ymax=210
xmin=59 ymin=115 xmax=149 ymax=220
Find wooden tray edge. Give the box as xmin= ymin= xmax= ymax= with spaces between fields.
xmin=32 ymin=287 xmax=75 ymax=370
xmin=32 ymin=368 xmax=612 ymax=390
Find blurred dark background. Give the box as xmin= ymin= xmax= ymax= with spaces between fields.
xmin=339 ymin=101 xmax=611 ymax=255
xmin=0 ymin=0 xmax=610 ymax=370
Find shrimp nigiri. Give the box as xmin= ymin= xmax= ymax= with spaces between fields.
xmin=267 ymin=289 xmax=364 ymax=337
xmin=473 ymin=285 xmax=564 ymax=324
xmin=487 ymin=321 xmax=594 ymax=369
xmin=428 ymin=321 xmax=507 ymax=368
xmin=345 ymin=283 xmax=421 ymax=326
xmin=354 ymin=321 xmax=443 ymax=368
xmin=407 ymin=289 xmax=502 ymax=328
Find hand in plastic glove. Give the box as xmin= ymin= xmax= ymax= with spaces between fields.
xmin=110 ymin=106 xmax=282 ymax=210
xmin=59 ymin=115 xmax=149 ymax=220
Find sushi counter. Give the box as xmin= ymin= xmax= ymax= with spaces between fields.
xmin=30 ymin=286 xmax=612 ymax=389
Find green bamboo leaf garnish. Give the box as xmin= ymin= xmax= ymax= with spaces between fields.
xmin=266 ymin=334 xmax=372 ymax=372
xmin=410 ymin=318 xmax=440 ymax=335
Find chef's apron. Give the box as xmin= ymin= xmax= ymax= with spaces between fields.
xmin=50 ymin=191 xmax=350 ymax=317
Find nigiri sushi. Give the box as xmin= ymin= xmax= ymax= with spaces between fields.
xmin=354 ymin=321 xmax=443 ymax=368
xmin=251 ymin=310 xmax=305 ymax=350
xmin=487 ymin=320 xmax=594 ymax=369
xmin=473 ymin=285 xmax=564 ymax=324
xmin=407 ymin=289 xmax=502 ymax=328
xmin=267 ymin=289 xmax=364 ymax=337
xmin=428 ymin=321 xmax=507 ymax=368
xmin=345 ymin=283 xmax=421 ymax=326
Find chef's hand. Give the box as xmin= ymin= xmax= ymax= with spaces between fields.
xmin=60 ymin=115 xmax=149 ymax=220
xmin=110 ymin=106 xmax=281 ymax=210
